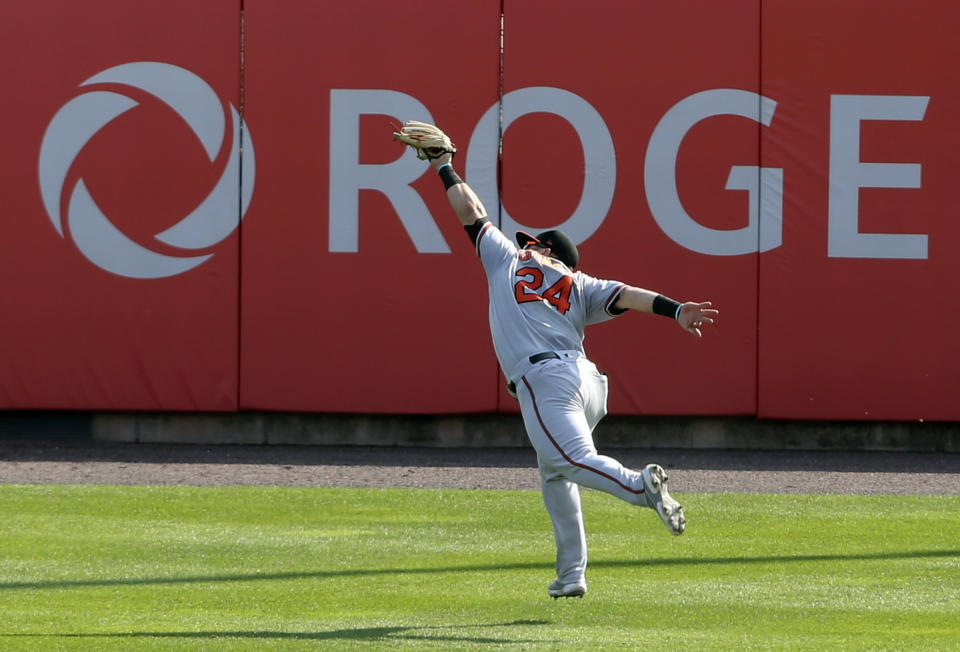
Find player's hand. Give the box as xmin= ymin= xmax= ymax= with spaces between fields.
xmin=428 ymin=151 xmax=454 ymax=169
xmin=677 ymin=301 xmax=718 ymax=338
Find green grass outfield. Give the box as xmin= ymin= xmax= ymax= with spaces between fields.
xmin=0 ymin=485 xmax=958 ymax=651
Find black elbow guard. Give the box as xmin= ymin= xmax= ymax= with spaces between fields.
xmin=464 ymin=217 xmax=490 ymax=246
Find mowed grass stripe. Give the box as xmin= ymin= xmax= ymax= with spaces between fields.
xmin=0 ymin=485 xmax=957 ymax=651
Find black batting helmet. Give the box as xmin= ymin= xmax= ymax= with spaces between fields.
xmin=516 ymin=229 xmax=580 ymax=269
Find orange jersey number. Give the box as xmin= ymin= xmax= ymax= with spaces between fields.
xmin=515 ymin=266 xmax=573 ymax=314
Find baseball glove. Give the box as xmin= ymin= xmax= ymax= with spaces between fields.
xmin=393 ymin=120 xmax=457 ymax=160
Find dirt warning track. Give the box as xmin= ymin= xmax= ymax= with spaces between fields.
xmin=1 ymin=441 xmax=958 ymax=495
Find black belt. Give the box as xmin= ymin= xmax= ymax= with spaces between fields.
xmin=529 ymin=351 xmax=561 ymax=364
xmin=506 ymin=352 xmax=561 ymax=398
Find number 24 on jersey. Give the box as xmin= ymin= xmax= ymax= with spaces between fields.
xmin=514 ymin=255 xmax=573 ymax=314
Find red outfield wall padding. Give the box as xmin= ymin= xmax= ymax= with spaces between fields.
xmin=0 ymin=0 xmax=242 ymax=410
xmin=499 ymin=0 xmax=761 ymax=415
xmin=759 ymin=0 xmax=960 ymax=419
xmin=239 ymin=0 xmax=502 ymax=412
xmin=2 ymin=1 xmax=959 ymax=420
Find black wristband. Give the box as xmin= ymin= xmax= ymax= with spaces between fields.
xmin=437 ymin=163 xmax=463 ymax=190
xmin=652 ymin=294 xmax=683 ymax=319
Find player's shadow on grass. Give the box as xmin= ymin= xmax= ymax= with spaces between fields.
xmin=13 ymin=620 xmax=552 ymax=645
xmin=1 ymin=549 xmax=958 ymax=591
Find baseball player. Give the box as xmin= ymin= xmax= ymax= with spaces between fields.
xmin=394 ymin=121 xmax=718 ymax=599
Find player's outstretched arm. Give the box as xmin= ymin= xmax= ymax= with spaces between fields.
xmin=613 ymin=286 xmax=718 ymax=338
xmin=391 ymin=121 xmax=487 ymax=227
xmin=428 ymin=153 xmax=487 ymax=226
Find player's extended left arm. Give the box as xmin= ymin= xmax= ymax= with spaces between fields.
xmin=612 ymin=286 xmax=718 ymax=338
xmin=428 ymin=153 xmax=487 ymax=226
xmin=392 ymin=120 xmax=486 ymax=227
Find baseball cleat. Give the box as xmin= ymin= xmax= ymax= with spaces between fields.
xmin=548 ymin=578 xmax=587 ymax=599
xmin=641 ymin=464 xmax=685 ymax=535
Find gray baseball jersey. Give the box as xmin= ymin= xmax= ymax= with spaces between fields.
xmin=463 ymin=216 xmax=682 ymax=597
xmin=472 ymin=220 xmax=625 ymax=381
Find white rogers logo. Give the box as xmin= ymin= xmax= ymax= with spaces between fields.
xmin=38 ymin=62 xmax=255 ymax=279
